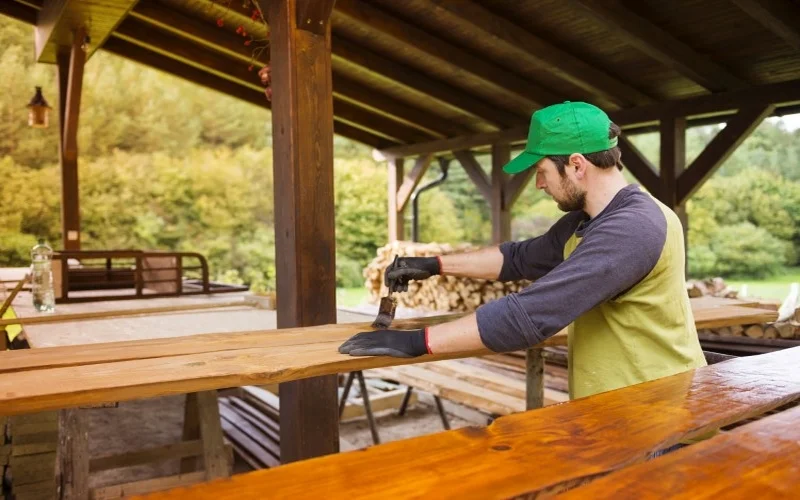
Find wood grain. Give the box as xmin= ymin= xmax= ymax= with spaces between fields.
xmin=693 ymin=305 xmax=777 ymax=329
xmin=133 ymin=347 xmax=800 ymax=500
xmin=557 ymin=404 xmax=800 ymax=499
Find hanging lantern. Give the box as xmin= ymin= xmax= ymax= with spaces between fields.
xmin=27 ymin=86 xmax=52 ymax=128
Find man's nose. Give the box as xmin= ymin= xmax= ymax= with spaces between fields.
xmin=535 ymin=172 xmax=546 ymax=190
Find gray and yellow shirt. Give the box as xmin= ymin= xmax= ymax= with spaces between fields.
xmin=475 ymin=184 xmax=706 ymax=400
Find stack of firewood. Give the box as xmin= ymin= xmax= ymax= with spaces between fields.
xmin=686 ymin=277 xmax=738 ymax=298
xmin=699 ymin=306 xmax=800 ymax=340
xmin=363 ymin=241 xmax=529 ymax=312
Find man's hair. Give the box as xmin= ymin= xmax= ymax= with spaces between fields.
xmin=547 ymin=123 xmax=622 ymax=175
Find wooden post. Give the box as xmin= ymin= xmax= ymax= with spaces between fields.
xmin=57 ymin=29 xmax=85 ymax=251
xmin=388 ymin=157 xmax=405 ymax=242
xmin=525 ymin=347 xmax=545 ymax=410
xmin=59 ymin=409 xmax=89 ymax=500
xmin=269 ymin=0 xmax=339 ymax=463
xmin=491 ymin=144 xmax=511 ymax=243
xmin=659 ymin=116 xmax=687 ymax=270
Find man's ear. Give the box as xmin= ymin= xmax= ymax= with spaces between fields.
xmin=569 ymin=153 xmax=589 ymax=180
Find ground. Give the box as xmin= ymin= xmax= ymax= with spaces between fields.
xmin=87 ymin=392 xmax=478 ymax=489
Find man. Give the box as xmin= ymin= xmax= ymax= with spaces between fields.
xmin=339 ymin=101 xmax=706 ymax=401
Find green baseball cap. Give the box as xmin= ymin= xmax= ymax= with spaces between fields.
xmin=503 ymin=101 xmax=617 ymax=174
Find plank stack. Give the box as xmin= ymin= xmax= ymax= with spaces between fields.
xmin=2 ymin=412 xmax=59 ymax=499
xmin=698 ymin=303 xmax=800 ymax=340
xmin=364 ymin=241 xmax=529 ymax=312
xmin=685 ymin=277 xmax=739 ymax=298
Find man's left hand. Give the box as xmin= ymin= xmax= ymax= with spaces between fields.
xmin=338 ymin=328 xmax=428 ymax=358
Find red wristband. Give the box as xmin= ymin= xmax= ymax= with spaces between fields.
xmin=424 ymin=327 xmax=433 ymax=355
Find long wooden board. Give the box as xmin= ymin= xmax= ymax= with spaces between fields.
xmin=692 ymin=305 xmax=776 ymax=329
xmin=558 ymin=404 xmax=800 ymax=499
xmin=0 ymin=319 xmax=569 ymax=416
xmin=132 ymin=347 xmax=800 ymax=500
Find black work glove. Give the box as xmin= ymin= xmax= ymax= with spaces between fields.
xmin=385 ymin=257 xmax=441 ymax=293
xmin=338 ymin=328 xmax=428 ymax=358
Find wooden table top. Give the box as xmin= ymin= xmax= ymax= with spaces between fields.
xmin=133 ymin=347 xmax=800 ymax=500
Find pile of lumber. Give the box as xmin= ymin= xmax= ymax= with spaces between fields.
xmin=686 ymin=277 xmax=738 ymax=298
xmin=2 ymin=412 xmax=58 ymax=499
xmin=699 ymin=312 xmax=800 ymax=340
xmin=218 ymin=387 xmax=281 ymax=470
xmin=364 ymin=241 xmax=529 ymax=312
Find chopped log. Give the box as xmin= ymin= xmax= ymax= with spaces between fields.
xmin=729 ymin=324 xmax=745 ymax=336
xmin=744 ymin=324 xmax=764 ymax=338
xmin=763 ymin=324 xmax=779 ymax=339
xmin=794 ymin=306 xmax=800 ymax=323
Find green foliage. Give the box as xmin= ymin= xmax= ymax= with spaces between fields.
xmin=334 ymin=158 xmax=388 ymax=267
xmin=704 ymin=223 xmax=789 ymax=279
xmin=336 ymin=254 xmax=365 ymax=289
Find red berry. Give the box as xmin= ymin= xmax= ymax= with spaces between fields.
xmin=244 ymin=40 xmax=252 ymax=46
xmin=248 ymin=65 xmax=254 ymax=71
xmin=216 ymin=18 xmax=224 ymax=27
xmin=236 ymin=26 xmax=243 ymax=34
xmin=242 ymin=30 xmax=247 ymax=37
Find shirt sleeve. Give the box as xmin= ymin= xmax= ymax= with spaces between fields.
xmin=497 ymin=211 xmax=585 ymax=282
xmin=476 ymin=207 xmax=667 ymax=352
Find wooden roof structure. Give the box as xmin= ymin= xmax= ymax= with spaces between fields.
xmin=5 ymin=0 xmax=800 ymax=152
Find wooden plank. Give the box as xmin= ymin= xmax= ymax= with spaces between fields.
xmin=490 ymin=144 xmax=511 ymax=243
xmin=694 ymin=305 xmax=778 ymax=329
xmin=689 ymin=296 xmax=764 ymax=309
xmin=396 ymin=155 xmax=433 ymax=212
xmin=369 ymin=365 xmax=525 ymax=416
xmin=195 ymin=391 xmax=228 ymax=480
xmin=90 ymin=440 xmax=203 ymax=473
xmin=219 ymin=403 xmax=280 ymax=463
xmin=731 ymin=0 xmax=800 ymax=51
xmin=91 ymin=471 xmax=206 ymax=500
xmin=0 ymin=0 xmax=38 ymax=24
xmin=505 ymin=168 xmax=536 ymax=210
xmin=568 ymin=0 xmax=747 ymax=92
xmin=617 ymin=135 xmax=661 ymax=197
xmin=332 ymin=0 xmax=560 ymax=110
xmin=219 ymin=417 xmax=279 ymax=469
xmin=388 ymin=157 xmax=405 ymax=242
xmin=134 ymin=348 xmax=800 ymax=500
xmin=453 ymin=150 xmax=491 ymax=202
xmin=58 ymin=409 xmax=88 ymax=498
xmin=0 ymin=314 xmax=467 ymax=373
xmin=269 ymin=0 xmax=339 ymax=464
xmin=421 ymin=0 xmax=654 ymax=108
xmin=0 ymin=300 xmax=252 ymax=328
xmin=35 ymin=0 xmax=138 ymax=63
xmin=0 ymin=329 xmax=565 ymax=417
xmin=557 ymin=404 xmax=800 ymax=499
xmin=9 ymin=452 xmax=57 ymax=486
xmin=677 ymin=105 xmax=774 ymax=205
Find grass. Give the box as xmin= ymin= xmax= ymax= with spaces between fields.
xmin=336 ymin=287 xmax=370 ymax=307
xmin=724 ymin=267 xmax=800 ymax=302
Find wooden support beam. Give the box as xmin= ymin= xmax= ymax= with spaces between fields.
xmin=388 ymin=158 xmax=405 ymax=242
xmin=333 ymin=102 xmax=435 ymax=144
xmin=58 ymin=29 xmax=85 ymax=251
xmin=101 ymin=37 xmax=392 ymax=149
xmin=268 ymin=0 xmax=339 ymax=464
xmin=295 ymin=0 xmax=336 ymax=35
xmin=617 ymin=135 xmax=661 ymax=197
xmin=196 ymin=391 xmax=229 ymax=480
xmin=731 ymin=0 xmax=800 ymax=51
xmin=677 ymin=105 xmax=774 ymax=204
xmin=658 ymin=117 xmax=686 ymax=208
xmin=453 ymin=150 xmax=491 ymax=202
xmin=377 ymin=80 xmax=800 ymax=160
xmin=59 ymin=409 xmax=89 ymax=500
xmin=423 ymin=0 xmax=654 ymax=108
xmin=525 ymin=347 xmax=545 ymax=410
xmin=35 ymin=0 xmax=138 ymax=63
xmin=396 ymin=155 xmax=433 ymax=213
xmin=491 ymin=144 xmax=511 ymax=244
xmin=0 ymin=0 xmax=38 ymax=23
xmin=505 ymin=168 xmax=536 ymax=210
xmin=333 ymin=0 xmax=559 ymax=111
xmin=569 ymin=0 xmax=748 ymax=92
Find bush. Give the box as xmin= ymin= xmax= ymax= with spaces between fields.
xmin=708 ymin=223 xmax=789 ymax=279
xmin=336 ymin=255 xmax=365 ymax=289
xmin=0 ymin=231 xmax=37 ymax=267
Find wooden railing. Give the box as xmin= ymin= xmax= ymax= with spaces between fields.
xmin=52 ymin=250 xmax=248 ymax=303
xmin=130 ymin=347 xmax=800 ymax=500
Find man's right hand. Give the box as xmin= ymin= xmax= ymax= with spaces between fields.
xmin=385 ymin=256 xmax=441 ymax=292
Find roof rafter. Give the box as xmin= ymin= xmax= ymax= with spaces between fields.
xmin=332 ymin=0 xmax=562 ymax=112
xmin=730 ymin=0 xmax=800 ymax=51
xmin=401 ymin=0 xmax=655 ymax=108
xmin=130 ymin=0 xmax=470 ymax=139
xmin=568 ymin=0 xmax=748 ymax=92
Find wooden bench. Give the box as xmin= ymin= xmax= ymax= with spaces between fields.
xmin=132 ymin=347 xmax=800 ymax=499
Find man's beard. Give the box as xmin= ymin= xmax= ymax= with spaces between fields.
xmin=555 ymin=175 xmax=586 ymax=212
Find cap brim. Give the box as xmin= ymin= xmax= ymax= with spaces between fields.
xmin=502 ymin=150 xmax=544 ymax=174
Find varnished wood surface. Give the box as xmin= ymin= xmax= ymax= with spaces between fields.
xmin=0 ymin=315 xmax=568 ymax=416
xmin=134 ymin=347 xmax=800 ymax=500
xmin=558 ymin=404 xmax=800 ymax=499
